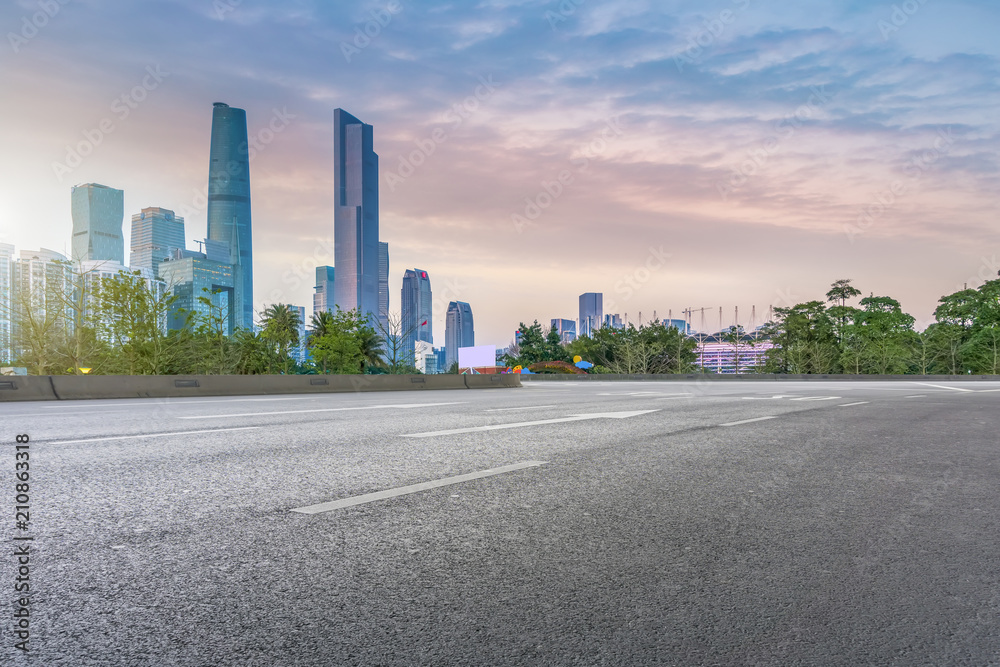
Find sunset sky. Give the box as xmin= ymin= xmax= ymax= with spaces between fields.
xmin=1 ymin=0 xmax=998 ymax=347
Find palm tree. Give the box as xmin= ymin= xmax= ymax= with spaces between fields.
xmin=260 ymin=303 xmax=301 ymax=374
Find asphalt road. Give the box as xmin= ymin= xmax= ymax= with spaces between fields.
xmin=2 ymin=380 xmax=999 ymax=666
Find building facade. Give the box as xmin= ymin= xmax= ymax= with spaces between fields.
xmin=71 ymin=183 xmax=124 ymax=264
xmin=206 ymin=102 xmax=253 ymax=330
xmin=401 ymin=268 xmax=432 ymax=365
xmin=333 ymin=109 xmax=380 ymax=322
xmin=378 ymin=241 xmax=389 ymax=328
xmin=10 ymin=249 xmax=74 ymax=360
xmin=446 ymin=301 xmax=475 ymax=370
xmin=313 ymin=265 xmax=336 ymax=317
xmin=0 ymin=244 xmax=14 ymax=362
xmin=130 ymin=207 xmax=185 ymax=277
xmin=579 ymin=292 xmax=603 ymax=338
xmin=158 ymin=245 xmax=236 ymax=335
xmin=551 ymin=318 xmax=576 ymax=344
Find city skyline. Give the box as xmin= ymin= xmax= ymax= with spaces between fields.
xmin=2 ymin=1 xmax=998 ymax=348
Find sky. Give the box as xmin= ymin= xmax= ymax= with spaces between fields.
xmin=1 ymin=0 xmax=998 ymax=347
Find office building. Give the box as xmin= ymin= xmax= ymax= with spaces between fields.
xmin=10 ymin=249 xmax=74 ymax=357
xmin=78 ymin=260 xmax=163 ymax=336
xmin=446 ymin=301 xmax=475 ymax=370
xmin=434 ymin=347 xmax=447 ymax=374
xmin=206 ymin=102 xmax=253 ymax=330
xmin=579 ymin=292 xmax=603 ymax=337
xmin=0 ymin=244 xmax=14 ymax=362
xmin=664 ymin=318 xmax=691 ymax=335
xmin=551 ymin=318 xmax=576 ymax=344
xmin=604 ymin=313 xmax=623 ymax=329
xmin=333 ymin=109 xmax=380 ymax=322
xmin=401 ymin=268 xmax=432 ymax=365
xmin=313 ymin=266 xmax=336 ymax=316
xmin=130 ymin=207 xmax=185 ymax=277
xmin=292 ymin=305 xmax=307 ymax=366
xmin=71 ymin=183 xmax=124 ymax=264
xmin=414 ymin=340 xmax=436 ymax=374
xmin=378 ymin=241 xmax=389 ymax=327
xmin=158 ymin=240 xmax=236 ymax=334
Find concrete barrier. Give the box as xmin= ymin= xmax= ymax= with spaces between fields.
xmin=519 ymin=373 xmax=1000 ymax=382
xmin=0 ymin=374 xmax=521 ymax=402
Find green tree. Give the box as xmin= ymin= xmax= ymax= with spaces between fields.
xmin=308 ymin=307 xmax=383 ymax=374
xmin=96 ymin=270 xmax=181 ymax=374
xmin=260 ymin=303 xmax=301 ymax=374
xmin=763 ymin=301 xmax=840 ymax=374
xmin=844 ymin=295 xmax=917 ymax=374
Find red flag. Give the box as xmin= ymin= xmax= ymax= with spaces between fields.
xmin=421 ymin=320 xmax=427 ymax=326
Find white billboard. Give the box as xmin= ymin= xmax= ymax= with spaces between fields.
xmin=458 ymin=345 xmax=496 ymax=368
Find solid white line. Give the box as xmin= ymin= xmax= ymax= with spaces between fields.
xmin=913 ymin=382 xmax=975 ymax=393
xmin=904 ymin=395 xmax=926 ymax=398
xmin=179 ymin=402 xmax=465 ymax=420
xmin=838 ymin=401 xmax=870 ymax=407
xmin=484 ymin=405 xmax=556 ymax=412
xmin=290 ymin=461 xmax=548 ymax=514
xmin=49 ymin=426 xmax=261 ymax=445
xmin=720 ymin=416 xmax=777 ymax=427
xmin=976 ymin=389 xmax=1000 ymax=393
xmin=403 ymin=410 xmax=659 ymax=438
xmin=655 ymin=396 xmax=692 ymax=400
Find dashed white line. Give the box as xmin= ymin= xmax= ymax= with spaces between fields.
xmin=290 ymin=461 xmax=548 ymax=514
xmin=838 ymin=401 xmax=870 ymax=407
xmin=719 ymin=416 xmax=777 ymax=427
xmin=404 ymin=410 xmax=659 ymax=438
xmin=49 ymin=426 xmax=261 ymax=445
xmin=484 ymin=405 xmax=556 ymax=412
xmin=904 ymin=395 xmax=926 ymax=398
xmin=913 ymin=382 xmax=975 ymax=393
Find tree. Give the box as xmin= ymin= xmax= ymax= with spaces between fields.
xmin=373 ymin=310 xmax=422 ymax=374
xmin=260 ymin=303 xmax=301 ymax=374
xmin=844 ymin=296 xmax=917 ymax=374
xmin=763 ymin=301 xmax=840 ymax=374
xmin=96 ymin=270 xmax=181 ymax=374
xmin=308 ymin=307 xmax=383 ymax=374
xmin=502 ymin=321 xmax=548 ymax=367
xmin=720 ymin=325 xmax=747 ymax=374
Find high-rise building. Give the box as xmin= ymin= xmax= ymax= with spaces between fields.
xmin=401 ymin=268 xmax=432 ymax=365
xmin=0 ymin=243 xmax=14 ymax=363
xmin=71 ymin=183 xmax=124 ymax=264
xmin=414 ymin=340 xmax=435 ymax=374
xmin=292 ymin=305 xmax=307 ymax=366
xmin=378 ymin=241 xmax=389 ymax=327
xmin=10 ymin=249 xmax=74 ymax=357
xmin=313 ymin=266 xmax=336 ymax=316
xmin=130 ymin=207 xmax=185 ymax=277
xmin=206 ymin=102 xmax=253 ymax=330
xmin=604 ymin=313 xmax=623 ymax=329
xmin=158 ymin=241 xmax=236 ymax=334
xmin=446 ymin=301 xmax=475 ymax=370
xmin=579 ymin=292 xmax=603 ymax=338
xmin=333 ymin=109 xmax=380 ymax=322
xmin=78 ymin=260 xmax=163 ymax=336
xmin=551 ymin=318 xmax=576 ymax=344
xmin=433 ymin=347 xmax=447 ymax=374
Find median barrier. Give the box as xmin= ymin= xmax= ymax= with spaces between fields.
xmin=0 ymin=373 xmax=521 ymax=402
xmin=519 ymin=373 xmax=1000 ymax=382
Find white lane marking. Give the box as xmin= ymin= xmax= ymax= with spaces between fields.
xmin=655 ymin=396 xmax=691 ymax=400
xmin=403 ymin=410 xmax=659 ymax=438
xmin=790 ymin=396 xmax=841 ymax=401
xmin=742 ymin=395 xmax=797 ymax=400
xmin=720 ymin=416 xmax=777 ymax=427
xmin=49 ymin=426 xmax=260 ymax=445
xmin=904 ymin=395 xmax=926 ymax=398
xmin=179 ymin=402 xmax=465 ymax=420
xmin=39 ymin=396 xmax=329 ymax=408
xmin=912 ymin=382 xmax=975 ymax=393
xmin=976 ymin=389 xmax=1000 ymax=393
xmin=290 ymin=461 xmax=548 ymax=514
xmin=839 ymin=401 xmax=870 ymax=407
xmin=484 ymin=405 xmax=556 ymax=412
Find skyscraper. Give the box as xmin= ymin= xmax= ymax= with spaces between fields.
xmin=446 ymin=301 xmax=475 ymax=370
xmin=551 ymin=318 xmax=576 ymax=344
xmin=206 ymin=102 xmax=253 ymax=330
xmin=579 ymin=292 xmax=603 ymax=338
xmin=313 ymin=266 xmax=336 ymax=316
xmin=159 ymin=241 xmax=235 ymax=334
xmin=378 ymin=241 xmax=389 ymax=327
xmin=130 ymin=207 xmax=185 ymax=277
xmin=0 ymin=243 xmax=14 ymax=363
xmin=401 ymin=269 xmax=432 ymax=365
xmin=71 ymin=183 xmax=124 ymax=264
xmin=333 ymin=109 xmax=379 ymax=321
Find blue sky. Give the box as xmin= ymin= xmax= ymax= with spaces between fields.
xmin=1 ymin=0 xmax=998 ymax=345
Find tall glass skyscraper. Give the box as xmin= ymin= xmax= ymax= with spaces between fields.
xmin=401 ymin=269 xmax=432 ymax=365
xmin=445 ymin=301 xmax=475 ymax=370
xmin=579 ymin=292 xmax=603 ymax=338
xmin=378 ymin=241 xmax=389 ymax=328
xmin=333 ymin=109 xmax=379 ymax=322
xmin=71 ymin=183 xmax=124 ymax=264
xmin=313 ymin=265 xmax=336 ymax=316
xmin=206 ymin=102 xmax=253 ymax=330
xmin=130 ymin=207 xmax=185 ymax=277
